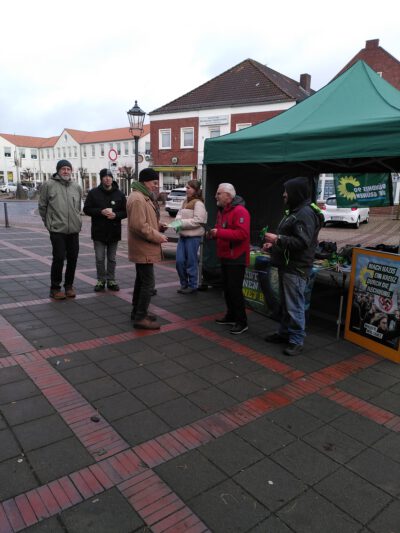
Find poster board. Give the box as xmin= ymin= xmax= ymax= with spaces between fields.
xmin=345 ymin=248 xmax=400 ymax=363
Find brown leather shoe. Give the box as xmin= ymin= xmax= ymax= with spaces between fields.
xmin=65 ymin=286 xmax=76 ymax=298
xmin=50 ymin=289 xmax=66 ymax=300
xmin=133 ymin=318 xmax=160 ymax=330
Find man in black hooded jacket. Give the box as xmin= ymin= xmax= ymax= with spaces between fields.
xmin=263 ymin=177 xmax=323 ymax=356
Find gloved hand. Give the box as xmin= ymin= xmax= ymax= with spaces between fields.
xmin=168 ymin=220 xmax=183 ymax=233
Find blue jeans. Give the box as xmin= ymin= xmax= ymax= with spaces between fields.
xmin=278 ymin=271 xmax=307 ymax=345
xmin=94 ymin=241 xmax=118 ymax=281
xmin=176 ymin=236 xmax=201 ymax=289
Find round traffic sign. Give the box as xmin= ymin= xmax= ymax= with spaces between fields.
xmin=108 ymin=148 xmax=118 ymax=161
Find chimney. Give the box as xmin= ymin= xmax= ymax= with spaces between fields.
xmin=300 ymin=73 xmax=311 ymax=92
xmin=366 ymin=39 xmax=379 ymax=50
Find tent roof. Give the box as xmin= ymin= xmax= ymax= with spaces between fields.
xmin=204 ymin=61 xmax=400 ymax=166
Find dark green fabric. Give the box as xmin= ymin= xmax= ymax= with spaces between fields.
xmin=204 ymin=61 xmax=400 ymax=164
xmin=131 ymin=181 xmax=152 ymax=198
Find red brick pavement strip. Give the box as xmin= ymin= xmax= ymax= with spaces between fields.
xmin=0 ymin=350 xmax=382 ymax=532
xmin=319 ymin=386 xmax=400 ymax=431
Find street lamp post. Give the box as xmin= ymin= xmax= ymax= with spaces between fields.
xmin=127 ymin=101 xmax=146 ymax=185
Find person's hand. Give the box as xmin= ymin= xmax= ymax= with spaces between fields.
xmin=160 ymin=235 xmax=168 ymax=243
xmin=264 ymin=232 xmax=278 ymax=244
xmin=159 ymin=223 xmax=168 ymax=233
xmin=106 ymin=211 xmax=116 ymax=219
xmin=209 ymin=228 xmax=218 ymax=238
xmin=168 ymin=220 xmax=183 ymax=233
xmin=262 ymin=242 xmax=273 ymax=251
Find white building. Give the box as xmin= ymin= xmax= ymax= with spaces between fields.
xmin=0 ymin=126 xmax=150 ymax=194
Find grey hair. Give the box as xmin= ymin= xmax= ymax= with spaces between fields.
xmin=218 ymin=183 xmax=236 ymax=198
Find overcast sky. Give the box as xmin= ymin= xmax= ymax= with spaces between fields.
xmin=1 ymin=0 xmax=399 ymax=137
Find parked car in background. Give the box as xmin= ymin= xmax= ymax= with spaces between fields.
xmin=322 ymin=196 xmax=369 ymax=228
xmin=165 ymin=187 xmax=186 ymax=216
xmin=0 ymin=184 xmax=29 ymax=193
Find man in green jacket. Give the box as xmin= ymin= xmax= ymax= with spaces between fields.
xmin=38 ymin=160 xmax=82 ymax=299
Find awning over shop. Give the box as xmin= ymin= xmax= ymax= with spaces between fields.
xmin=152 ymin=166 xmax=195 ymax=172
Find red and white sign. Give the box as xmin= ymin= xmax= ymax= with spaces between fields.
xmin=108 ymin=148 xmax=118 ymax=161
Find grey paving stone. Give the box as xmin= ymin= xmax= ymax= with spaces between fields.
xmin=113 ymin=367 xmax=158 ymax=389
xmin=368 ymin=499 xmax=400 ymax=533
xmin=267 ymin=405 xmax=324 ymax=437
xmin=190 ymin=478 xmax=269 ymax=532
xmin=146 ymin=359 xmax=187 ymax=379
xmin=0 ymin=365 xmax=27 ymax=385
xmin=84 ymin=346 xmax=124 ymax=362
xmin=336 ymin=375 xmax=383 ymax=400
xmin=277 ymin=489 xmax=360 ymax=533
xmin=0 ymin=414 xmax=6 ymax=430
xmin=245 ymin=368 xmax=288 ymax=389
xmin=48 ymin=352 xmax=90 ymax=369
xmin=200 ymin=432 xmax=264 ymax=476
xmin=0 ymin=428 xmax=21 ymax=461
xmin=235 ymin=456 xmax=306 ymax=511
xmin=303 ymin=424 xmax=366 ymax=463
xmin=61 ymin=363 xmax=107 ymax=384
xmin=173 ymin=351 xmax=213 ymax=370
xmin=0 ymin=395 xmax=55 ymax=425
xmin=75 ymin=376 xmax=125 ymax=401
xmin=218 ymin=376 xmax=265 ymax=401
xmin=93 ymin=391 xmax=145 ymax=421
xmin=315 ymin=467 xmax=392 ymax=524
xmin=220 ymin=355 xmax=262 ymax=375
xmin=27 ymin=437 xmax=93 ymax=484
xmin=331 ymin=412 xmax=390 ymax=445
xmin=155 ymin=449 xmax=226 ymax=500
xmin=272 ymin=440 xmax=339 ymax=485
xmin=153 ymin=396 xmax=205 ymax=428
xmin=61 ymin=487 xmax=144 ymax=533
xmin=295 ymin=394 xmax=349 ymax=422
xmin=194 ymin=363 xmax=238 ymax=385
xmin=0 ymin=379 xmax=39 ymax=403
xmin=113 ymin=410 xmax=170 ymax=446
xmin=13 ymin=413 xmax=73 ymax=451
xmin=128 ymin=347 xmax=167 ymax=365
xmin=23 ymin=516 xmax=65 ymax=532
xmin=347 ymin=448 xmax=400 ymax=496
xmin=165 ymin=371 xmax=209 ymax=395
xmin=187 ymin=386 xmax=237 ymax=414
xmin=248 ymin=515 xmax=295 ymax=533
xmin=133 ymin=380 xmax=180 ymax=407
xmin=357 ymin=368 xmax=399 ymax=389
xmin=0 ymin=456 xmax=38 ymax=500
xmin=373 ymin=432 xmax=400 ymax=464
xmin=369 ymin=390 xmax=400 ymax=415
xmin=96 ymin=355 xmax=137 ymax=374
xmin=235 ymin=416 xmax=295 ymax=455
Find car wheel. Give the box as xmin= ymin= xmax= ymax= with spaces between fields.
xmin=363 ymin=216 xmax=369 ymax=224
xmin=354 ymin=217 xmax=360 ymax=229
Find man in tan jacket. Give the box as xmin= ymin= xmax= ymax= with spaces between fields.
xmin=127 ymin=168 xmax=168 ymax=329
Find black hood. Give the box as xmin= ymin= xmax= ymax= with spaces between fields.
xmin=284 ymin=177 xmax=311 ymax=210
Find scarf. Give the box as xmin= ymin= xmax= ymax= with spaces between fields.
xmin=131 ymin=181 xmax=160 ymax=220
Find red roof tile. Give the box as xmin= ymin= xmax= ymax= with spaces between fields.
xmin=149 ymin=59 xmax=313 ymax=115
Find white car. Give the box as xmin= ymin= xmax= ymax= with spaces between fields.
xmin=165 ymin=187 xmax=186 ymax=216
xmin=0 ymin=184 xmax=28 ymax=193
xmin=322 ymin=196 xmax=369 ymax=228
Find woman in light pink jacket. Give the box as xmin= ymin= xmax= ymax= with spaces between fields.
xmin=172 ymin=180 xmax=207 ymax=294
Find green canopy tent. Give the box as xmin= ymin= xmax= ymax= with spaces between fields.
xmin=202 ymin=60 xmax=400 ymax=277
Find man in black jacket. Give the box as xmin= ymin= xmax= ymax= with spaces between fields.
xmin=263 ymin=177 xmax=323 ymax=356
xmin=83 ymin=169 xmax=127 ymax=291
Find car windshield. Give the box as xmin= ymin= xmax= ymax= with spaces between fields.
xmin=170 ymin=190 xmax=186 ymax=197
xmin=326 ymin=197 xmax=337 ymax=206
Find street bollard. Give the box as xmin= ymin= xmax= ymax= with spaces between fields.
xmin=4 ymin=202 xmax=10 ymax=227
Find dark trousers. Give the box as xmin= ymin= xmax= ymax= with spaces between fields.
xmin=50 ymin=232 xmax=79 ymax=290
xmin=131 ymin=263 xmax=155 ymax=320
xmin=221 ymin=263 xmax=247 ymax=325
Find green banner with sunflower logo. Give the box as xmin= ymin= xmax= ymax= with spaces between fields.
xmin=334 ymin=173 xmax=393 ymax=207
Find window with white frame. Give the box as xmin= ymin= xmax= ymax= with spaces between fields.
xmin=116 ymin=143 xmax=121 ymax=155
xmin=73 ymin=146 xmax=77 ymax=157
xmin=100 ymin=144 xmax=105 ymax=157
xmin=236 ymin=123 xmax=252 ymax=131
xmin=108 ymin=143 xmax=113 ymax=152
xmin=124 ymin=142 xmax=129 ymax=155
xmin=62 ymin=147 xmax=66 ymax=157
xmin=83 ymin=145 xmax=87 ymax=157
xmin=57 ymin=147 xmax=61 ymax=158
xmin=20 ymin=148 xmax=26 ymax=158
xmin=4 ymin=147 xmax=11 ymax=157
xmin=181 ymin=127 xmax=194 ymax=148
xmin=209 ymin=127 xmax=220 ymax=138
xmin=68 ymin=147 xmax=72 ymax=157
xmin=46 ymin=149 xmax=50 ymax=159
xmin=91 ymin=145 xmax=95 ymax=157
xmin=145 ymin=141 xmax=151 ymax=154
xmin=159 ymin=129 xmax=171 ymax=149
xmin=52 ymin=149 xmax=55 ymax=159
xmin=31 ymin=149 xmax=38 ymax=159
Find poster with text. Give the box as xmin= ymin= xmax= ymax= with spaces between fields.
xmin=345 ymin=248 xmax=400 ymax=363
xmin=334 ymin=173 xmax=393 ymax=207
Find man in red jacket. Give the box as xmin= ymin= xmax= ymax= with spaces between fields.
xmin=210 ymin=183 xmax=250 ymax=334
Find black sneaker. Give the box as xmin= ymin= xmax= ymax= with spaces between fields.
xmin=284 ymin=343 xmax=303 ymax=356
xmin=230 ymin=323 xmax=248 ymax=335
xmin=94 ymin=280 xmax=106 ymax=292
xmin=107 ymin=280 xmax=120 ymax=291
xmin=215 ymin=316 xmax=236 ymax=325
xmin=265 ymin=333 xmax=288 ymax=343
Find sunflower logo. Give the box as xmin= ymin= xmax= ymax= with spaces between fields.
xmin=337 ymin=176 xmax=360 ymax=201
